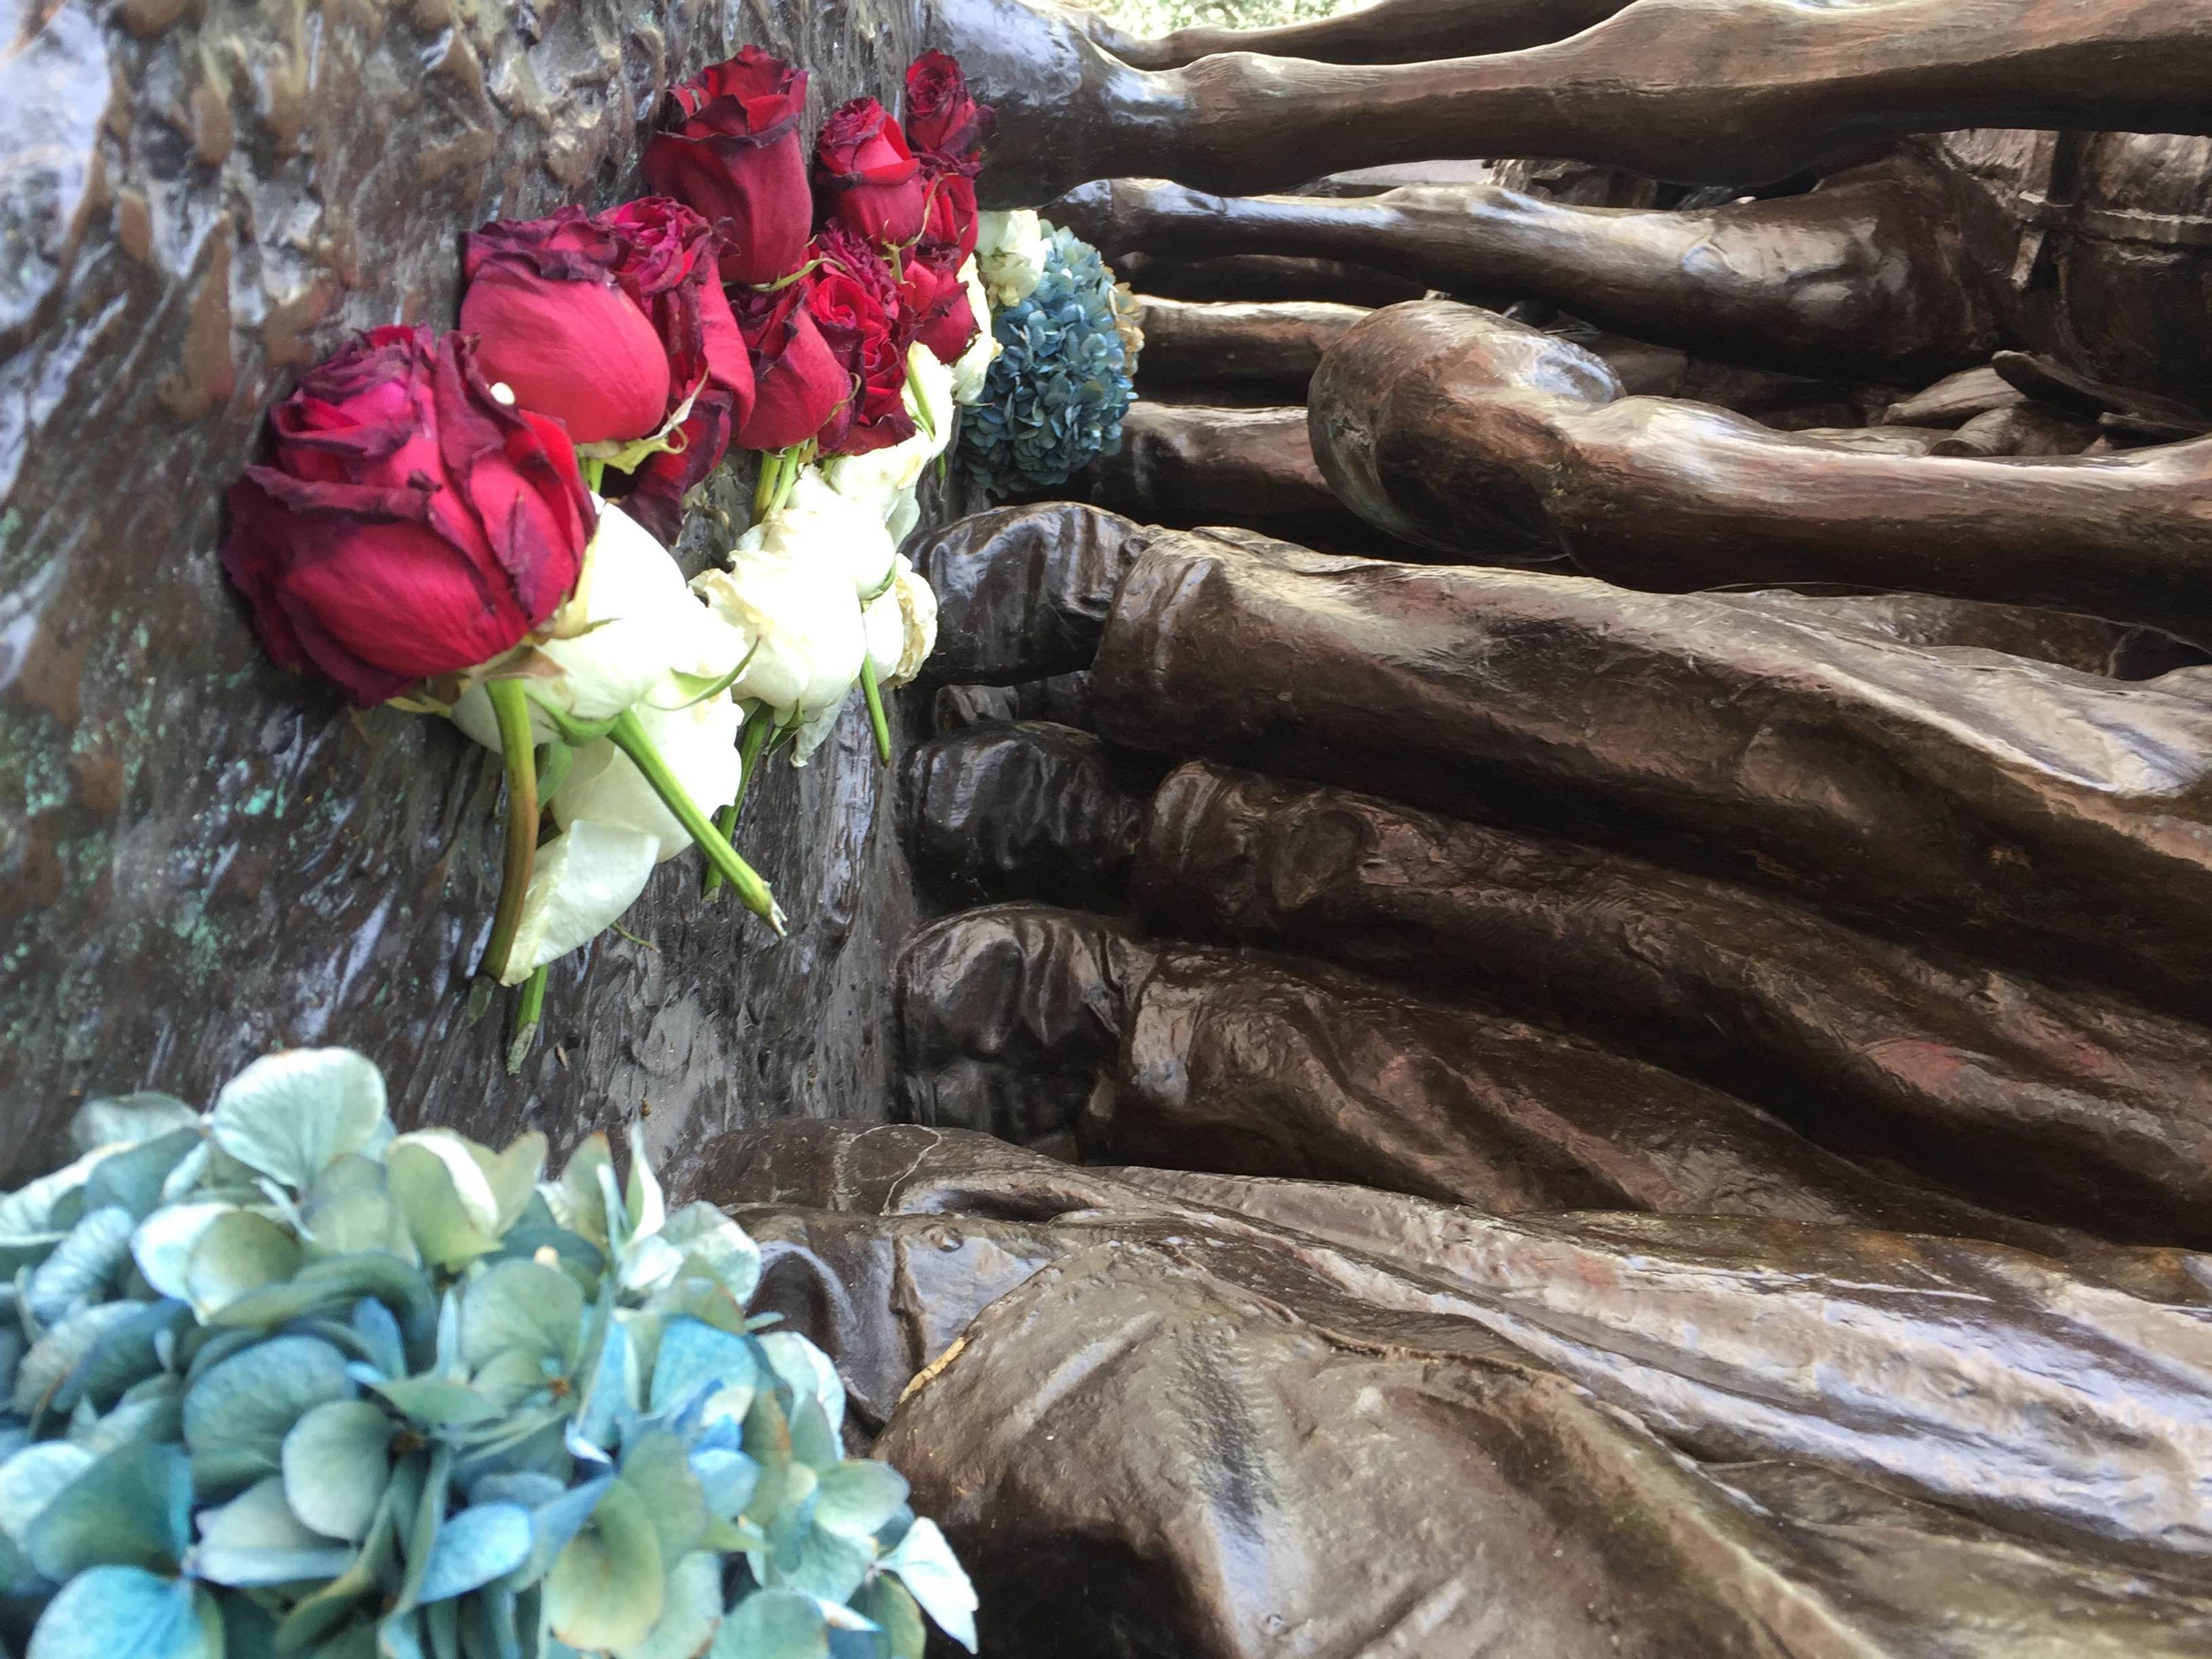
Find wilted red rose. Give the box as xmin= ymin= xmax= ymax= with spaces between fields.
xmin=224 ymin=326 xmax=594 ymax=706
xmin=800 ymin=258 xmax=915 ymax=456
xmin=900 ymin=242 xmax=979 ymax=365
xmin=644 ymin=47 xmax=813 ymax=286
xmin=813 ymin=99 xmax=927 ymax=250
xmin=600 ymin=198 xmax=755 ymax=421
xmin=903 ymin=51 xmax=994 ymax=164
xmin=734 ymin=284 xmax=849 ymax=452
xmin=814 ymin=224 xmax=908 ymax=338
xmin=920 ymin=166 xmax=979 ymax=260
xmin=460 ymin=210 xmax=670 ymax=445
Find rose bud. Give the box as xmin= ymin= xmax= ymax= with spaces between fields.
xmin=643 ymin=47 xmax=812 ymax=287
xmin=222 ymin=325 xmax=593 ymax=706
xmin=831 ymin=331 xmax=919 ymax=457
xmin=813 ymin=98 xmax=927 ymax=250
xmin=899 ymin=242 xmax=980 ymax=365
xmin=459 ymin=211 xmax=671 ymax=445
xmin=734 ymin=283 xmax=850 ymax=452
xmin=903 ymin=50 xmax=994 ymax=165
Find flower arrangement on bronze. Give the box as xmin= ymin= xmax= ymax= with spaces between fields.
xmin=219 ymin=52 xmax=1132 ymax=1067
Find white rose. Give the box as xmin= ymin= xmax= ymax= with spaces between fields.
xmin=822 ymin=345 xmax=959 ymax=530
xmin=862 ymin=556 xmax=940 ymax=690
xmin=501 ymin=820 xmax=659 ymax=985
xmin=449 ymin=501 xmax=749 ymax=749
xmin=949 ymin=256 xmax=999 ymax=407
xmin=692 ymin=538 xmax=867 ymax=719
xmin=550 ymin=684 xmax=745 ymax=862
xmin=761 ymin=468 xmax=898 ymax=597
xmin=975 ymin=210 xmax=1046 ymax=308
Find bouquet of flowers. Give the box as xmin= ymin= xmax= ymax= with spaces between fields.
xmin=0 ymin=1049 xmax=976 ymax=1659
xmin=222 ymin=52 xmax=1006 ymax=1063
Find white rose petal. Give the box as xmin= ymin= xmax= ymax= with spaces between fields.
xmin=975 ymin=209 xmax=1046 ymax=308
xmin=862 ymin=557 xmax=940 ymax=690
xmin=449 ymin=502 xmax=749 ymax=749
xmin=694 ymin=539 xmax=868 ymax=720
xmin=551 ymin=687 xmax=745 ymax=862
xmin=949 ymin=256 xmax=999 ymax=407
xmin=502 ymin=821 xmax=660 ymax=984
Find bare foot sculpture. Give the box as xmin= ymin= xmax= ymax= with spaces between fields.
xmin=934 ymin=0 xmax=2212 ymax=204
xmin=1309 ymin=298 xmax=2212 ymax=641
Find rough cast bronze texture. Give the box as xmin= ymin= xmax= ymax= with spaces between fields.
xmin=0 ymin=0 xmax=935 ymax=1171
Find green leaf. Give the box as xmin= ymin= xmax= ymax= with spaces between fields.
xmin=415 ymin=1503 xmax=530 ymax=1603
xmin=184 ymin=1336 xmax=355 ymax=1486
xmin=283 ymin=1402 xmax=396 ymax=1543
xmin=211 ymin=1051 xmax=391 ymax=1191
xmin=190 ymin=1476 xmax=354 ymax=1586
xmin=880 ymin=1518 xmax=977 ymax=1652
xmin=26 ymin=1439 xmax=191 ymax=1578
xmin=542 ymin=1481 xmax=663 ymax=1652
xmin=26 ymin=1206 xmax=138 ymax=1325
xmin=707 ymin=1590 xmax=827 ymax=1659
xmin=25 ymin=1564 xmax=219 ymax=1659
xmin=186 ymin=1212 xmax=303 ymax=1321
xmin=70 ymin=1094 xmax=200 ymax=1156
xmin=811 ymin=1461 xmax=907 ymax=1540
xmin=613 ymin=1550 xmax=721 ymax=1659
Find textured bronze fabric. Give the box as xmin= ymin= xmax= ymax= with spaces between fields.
xmin=690 ymin=1122 xmax=2212 ymax=1659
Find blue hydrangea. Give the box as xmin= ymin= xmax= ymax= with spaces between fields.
xmin=960 ymin=226 xmax=1137 ymax=496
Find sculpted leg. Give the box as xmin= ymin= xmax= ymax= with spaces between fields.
xmin=1089 ymin=0 xmax=1627 ymax=71
xmin=1312 ymin=300 xmax=2212 ymax=640
xmin=940 ymin=0 xmax=2212 ymax=203
xmin=1061 ymin=162 xmax=1994 ymax=382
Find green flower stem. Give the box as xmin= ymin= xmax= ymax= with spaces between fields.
xmin=906 ymin=357 xmax=937 ymax=441
xmin=704 ymin=706 xmax=776 ymax=899
xmin=752 ymin=449 xmax=786 ymax=522
xmin=859 ymin=656 xmax=893 ymax=764
xmin=608 ymin=707 xmax=786 ymax=933
xmin=478 ymin=679 xmax=540 ymax=988
xmin=506 ymin=966 xmax=547 ymax=1075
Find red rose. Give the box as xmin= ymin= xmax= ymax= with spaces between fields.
xmin=621 ymin=389 xmax=735 ymax=547
xmin=599 ymin=197 xmax=755 ymax=422
xmin=903 ymin=51 xmax=994 ymax=165
xmin=900 ymin=242 xmax=979 ymax=365
xmin=813 ymin=99 xmax=927 ymax=250
xmin=814 ymin=224 xmax=908 ymax=339
xmin=223 ymin=326 xmax=594 ymax=706
xmin=734 ymin=284 xmax=849 ymax=452
xmin=920 ymin=166 xmax=979 ymax=260
xmin=643 ymin=48 xmax=813 ymax=287
xmin=459 ymin=210 xmax=670 ymax=445
xmin=801 ymin=260 xmax=915 ymax=456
